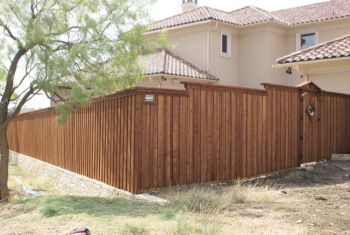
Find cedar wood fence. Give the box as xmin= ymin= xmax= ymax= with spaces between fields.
xmin=7 ymin=82 xmax=350 ymax=193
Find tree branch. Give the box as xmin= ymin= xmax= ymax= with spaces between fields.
xmin=43 ymin=90 xmax=67 ymax=105
xmin=1 ymin=48 xmax=28 ymax=105
xmin=12 ymin=52 xmax=37 ymax=92
xmin=0 ymin=20 xmax=23 ymax=48
xmin=6 ymin=85 xmax=36 ymax=124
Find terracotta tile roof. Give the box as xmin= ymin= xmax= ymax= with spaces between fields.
xmin=149 ymin=6 xmax=238 ymax=31
xmin=272 ymin=0 xmax=350 ymax=25
xmin=148 ymin=0 xmax=350 ymax=31
xmin=138 ymin=50 xmax=219 ymax=81
xmin=229 ymin=6 xmax=287 ymax=26
xmin=276 ymin=34 xmax=350 ymax=64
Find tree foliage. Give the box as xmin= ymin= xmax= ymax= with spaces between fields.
xmin=0 ymin=0 xmax=156 ymax=123
xmin=0 ymin=0 xmax=159 ymax=201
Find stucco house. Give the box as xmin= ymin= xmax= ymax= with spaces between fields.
xmin=139 ymin=0 xmax=350 ymax=93
xmin=275 ymin=34 xmax=350 ymax=94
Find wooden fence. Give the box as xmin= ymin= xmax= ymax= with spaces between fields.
xmin=7 ymin=82 xmax=350 ymax=193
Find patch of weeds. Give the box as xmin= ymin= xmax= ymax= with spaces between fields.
xmin=10 ymin=166 xmax=27 ymax=177
xmin=42 ymin=207 xmax=59 ymax=217
xmin=167 ymin=216 xmax=194 ymax=235
xmin=172 ymin=181 xmax=277 ymax=214
xmin=275 ymin=204 xmax=297 ymax=213
xmin=159 ymin=211 xmax=176 ymax=220
xmin=174 ymin=188 xmax=222 ymax=213
xmin=0 ymin=201 xmax=5 ymax=209
xmin=27 ymin=178 xmax=55 ymax=191
xmin=200 ymin=222 xmax=222 ymax=235
xmin=121 ymin=223 xmax=149 ymax=235
xmin=223 ymin=181 xmax=247 ymax=204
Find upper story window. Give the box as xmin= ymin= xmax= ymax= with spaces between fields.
xmin=221 ymin=31 xmax=231 ymax=57
xmin=182 ymin=0 xmax=198 ymax=3
xmin=300 ymin=32 xmax=317 ymax=50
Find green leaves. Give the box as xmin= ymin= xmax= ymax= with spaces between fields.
xmin=0 ymin=0 xmax=156 ymax=122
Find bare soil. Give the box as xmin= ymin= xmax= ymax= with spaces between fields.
xmin=0 ymin=160 xmax=349 ymax=235
xmin=243 ymin=160 xmax=350 ymax=234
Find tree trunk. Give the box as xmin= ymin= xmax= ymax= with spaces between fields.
xmin=0 ymin=125 xmax=9 ymax=201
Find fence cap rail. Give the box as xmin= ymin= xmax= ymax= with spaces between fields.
xmin=184 ymin=82 xmax=267 ymax=95
xmin=14 ymin=86 xmax=188 ymax=118
xmin=262 ymin=83 xmax=300 ymax=91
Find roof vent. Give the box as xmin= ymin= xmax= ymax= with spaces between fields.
xmin=182 ymin=0 xmax=199 ymax=13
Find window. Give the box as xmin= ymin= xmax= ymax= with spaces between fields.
xmin=222 ymin=34 xmax=228 ymax=53
xmin=300 ymin=33 xmax=316 ymax=49
xmin=221 ymin=31 xmax=231 ymax=57
xmin=183 ymin=0 xmax=198 ymax=3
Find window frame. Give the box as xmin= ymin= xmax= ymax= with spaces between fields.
xmin=296 ymin=31 xmax=319 ymax=50
xmin=220 ymin=31 xmax=231 ymax=58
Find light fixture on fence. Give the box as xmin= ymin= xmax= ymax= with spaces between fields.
xmin=144 ymin=94 xmax=155 ymax=103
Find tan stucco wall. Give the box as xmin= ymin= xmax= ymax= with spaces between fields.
xmin=207 ymin=24 xmax=239 ymax=85
xmin=298 ymin=60 xmax=350 ymax=94
xmin=309 ymin=72 xmax=350 ymax=94
xmin=137 ymin=76 xmax=186 ymax=90
xmin=163 ymin=24 xmax=209 ymax=72
xmin=238 ymin=25 xmax=302 ymax=88
xmin=147 ymin=22 xmax=239 ymax=86
xmin=286 ymin=19 xmax=350 ymax=54
xmin=284 ymin=19 xmax=350 ymax=82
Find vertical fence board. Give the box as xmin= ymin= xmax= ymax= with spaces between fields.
xmin=8 ymin=84 xmax=350 ymax=193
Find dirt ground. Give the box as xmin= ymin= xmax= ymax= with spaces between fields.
xmin=0 ymin=160 xmax=349 ymax=235
xmin=244 ymin=160 xmax=350 ymax=234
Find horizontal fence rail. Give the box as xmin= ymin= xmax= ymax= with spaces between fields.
xmin=7 ymin=82 xmax=350 ymax=193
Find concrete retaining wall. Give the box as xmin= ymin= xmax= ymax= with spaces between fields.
xmin=331 ymin=154 xmax=350 ymax=161
xmin=10 ymin=151 xmax=132 ymax=197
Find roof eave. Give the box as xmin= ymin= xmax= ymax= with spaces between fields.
xmin=273 ymin=56 xmax=350 ymax=68
xmin=143 ymin=73 xmax=219 ymax=83
xmin=146 ymin=13 xmax=350 ymax=34
xmin=287 ymin=15 xmax=350 ymax=28
xmin=145 ymin=19 xmax=215 ymax=35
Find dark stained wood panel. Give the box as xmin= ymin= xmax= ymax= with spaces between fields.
xmin=7 ymin=83 xmax=350 ymax=193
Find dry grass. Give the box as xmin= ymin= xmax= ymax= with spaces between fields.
xmin=121 ymin=223 xmax=149 ymax=235
xmin=274 ymin=204 xmax=298 ymax=213
xmin=9 ymin=166 xmax=56 ymax=192
xmin=169 ymin=181 xmax=278 ymax=214
xmin=2 ymin=161 xmax=350 ymax=235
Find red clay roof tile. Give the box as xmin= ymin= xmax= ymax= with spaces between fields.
xmin=148 ymin=0 xmax=350 ymax=31
xmin=138 ymin=50 xmax=219 ymax=81
xmin=276 ymin=34 xmax=350 ymax=64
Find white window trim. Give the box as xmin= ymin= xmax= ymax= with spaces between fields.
xmin=220 ymin=31 xmax=231 ymax=58
xmin=296 ymin=31 xmax=319 ymax=51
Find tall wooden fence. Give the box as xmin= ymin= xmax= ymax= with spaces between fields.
xmin=7 ymin=82 xmax=350 ymax=193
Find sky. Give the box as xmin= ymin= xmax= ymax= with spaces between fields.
xmin=25 ymin=0 xmax=328 ymax=109
xmin=150 ymin=0 xmax=329 ymax=21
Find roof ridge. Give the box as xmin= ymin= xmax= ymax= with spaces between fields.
xmin=276 ymin=33 xmax=350 ymax=63
xmin=249 ymin=6 xmax=273 ymax=19
xmin=203 ymin=5 xmax=230 ymax=14
xmin=150 ymin=6 xmax=206 ymax=25
xmin=229 ymin=6 xmax=255 ymax=14
xmin=149 ymin=0 xmax=350 ymax=31
xmin=272 ymin=0 xmax=331 ymax=13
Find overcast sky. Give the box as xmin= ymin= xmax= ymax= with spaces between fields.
xmin=150 ymin=0 xmax=329 ymax=21
xmin=26 ymin=0 xmax=328 ymax=109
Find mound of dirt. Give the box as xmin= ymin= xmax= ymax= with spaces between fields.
xmin=253 ymin=160 xmax=350 ymax=188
